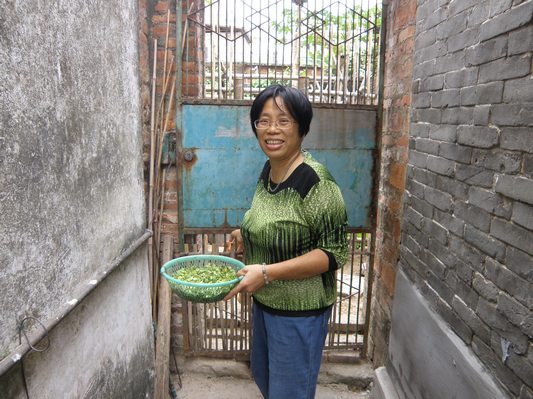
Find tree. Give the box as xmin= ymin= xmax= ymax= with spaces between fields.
xmin=271 ymin=2 xmax=382 ymax=103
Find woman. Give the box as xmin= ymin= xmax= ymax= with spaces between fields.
xmin=224 ymin=84 xmax=348 ymax=399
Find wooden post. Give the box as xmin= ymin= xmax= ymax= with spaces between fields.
xmin=149 ymin=39 xmax=158 ymax=317
xmin=154 ymin=235 xmax=174 ymax=399
xmin=298 ymin=76 xmax=308 ymax=94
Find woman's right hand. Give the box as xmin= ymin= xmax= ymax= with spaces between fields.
xmin=226 ymin=229 xmax=244 ymax=254
xmin=224 ymin=263 xmax=264 ymax=301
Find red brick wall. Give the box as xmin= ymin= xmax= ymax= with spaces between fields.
xmin=181 ymin=1 xmax=204 ymax=97
xmin=139 ymin=0 xmax=180 ymax=251
xmin=367 ymin=0 xmax=416 ymax=365
xmin=139 ymin=0 xmax=205 ymax=352
xmin=139 ymin=1 xmax=206 ymax=252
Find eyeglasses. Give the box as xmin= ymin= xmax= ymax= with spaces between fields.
xmin=254 ymin=118 xmax=296 ymax=130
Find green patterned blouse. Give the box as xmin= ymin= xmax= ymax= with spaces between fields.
xmin=241 ymin=152 xmax=348 ymax=316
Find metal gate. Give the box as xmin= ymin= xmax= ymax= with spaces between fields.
xmin=176 ymin=0 xmax=382 ymax=361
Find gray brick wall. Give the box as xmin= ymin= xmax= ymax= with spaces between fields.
xmin=404 ymin=0 xmax=533 ymax=397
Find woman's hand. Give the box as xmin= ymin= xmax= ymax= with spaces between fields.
xmin=225 ymin=229 xmax=244 ymax=254
xmin=224 ymin=264 xmax=265 ymax=300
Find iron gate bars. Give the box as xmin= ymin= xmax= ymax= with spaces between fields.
xmin=181 ymin=0 xmax=381 ymax=104
xmin=179 ymin=230 xmax=372 ymax=359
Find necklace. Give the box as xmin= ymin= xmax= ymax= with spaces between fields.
xmin=267 ymin=151 xmax=302 ymax=193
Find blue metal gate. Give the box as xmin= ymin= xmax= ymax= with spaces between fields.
xmin=180 ymin=104 xmax=376 ymax=230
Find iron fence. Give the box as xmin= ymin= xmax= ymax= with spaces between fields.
xmin=179 ymin=229 xmax=373 ymax=360
xmin=182 ymin=0 xmax=381 ymax=105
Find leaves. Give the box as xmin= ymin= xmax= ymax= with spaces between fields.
xmin=168 ymin=263 xmax=239 ymax=302
xmin=172 ymin=263 xmax=237 ymax=284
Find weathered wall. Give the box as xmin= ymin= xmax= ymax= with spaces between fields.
xmin=381 ymin=270 xmax=510 ymax=399
xmin=380 ymin=0 xmax=533 ymax=397
xmin=0 ymin=1 xmax=154 ymax=397
xmin=0 ymin=251 xmax=154 ymax=399
xmin=368 ymin=0 xmax=416 ymax=365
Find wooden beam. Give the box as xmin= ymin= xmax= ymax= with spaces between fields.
xmin=154 ymin=235 xmax=174 ymax=399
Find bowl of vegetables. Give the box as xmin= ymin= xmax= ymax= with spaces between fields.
xmin=160 ymin=254 xmax=244 ymax=303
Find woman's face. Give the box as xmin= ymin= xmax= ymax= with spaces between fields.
xmin=255 ymin=97 xmax=303 ymax=163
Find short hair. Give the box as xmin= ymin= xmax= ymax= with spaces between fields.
xmin=250 ymin=84 xmax=313 ymax=138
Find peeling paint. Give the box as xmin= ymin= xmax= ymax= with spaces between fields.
xmin=500 ymin=338 xmax=511 ymax=364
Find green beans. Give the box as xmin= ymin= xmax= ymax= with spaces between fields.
xmin=172 ymin=263 xmax=237 ymax=284
xmin=161 ymin=256 xmax=244 ymax=303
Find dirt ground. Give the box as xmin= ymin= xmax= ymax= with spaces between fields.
xmin=172 ymin=372 xmax=372 ymax=399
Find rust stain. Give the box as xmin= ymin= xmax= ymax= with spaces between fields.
xmin=222 ymin=208 xmax=230 ymax=228
xmin=183 ymin=148 xmax=198 ymax=173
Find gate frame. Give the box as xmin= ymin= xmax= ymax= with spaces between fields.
xmin=173 ymin=0 xmax=386 ymax=362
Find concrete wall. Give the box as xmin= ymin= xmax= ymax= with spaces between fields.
xmin=374 ymin=0 xmax=533 ymax=398
xmin=374 ymin=270 xmax=509 ymax=399
xmin=1 ymin=250 xmax=154 ymax=399
xmin=0 ymin=1 xmax=154 ymax=397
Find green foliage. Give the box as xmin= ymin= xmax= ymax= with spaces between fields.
xmin=270 ymin=3 xmax=382 ymax=76
xmin=173 ymin=263 xmax=237 ymax=284
xmin=168 ymin=263 xmax=240 ymax=302
xmin=251 ymin=70 xmax=292 ymax=90
xmin=271 ymin=8 xmax=298 ymax=42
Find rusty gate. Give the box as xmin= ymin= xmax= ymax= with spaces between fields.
xmin=175 ymin=0 xmax=382 ymax=361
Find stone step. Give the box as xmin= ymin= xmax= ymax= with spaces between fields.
xmin=319 ymin=361 xmax=374 ymax=391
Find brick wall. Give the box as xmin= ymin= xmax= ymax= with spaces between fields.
xmin=139 ymin=0 xmax=205 ymax=251
xmin=368 ymin=0 xmax=417 ymax=366
xmin=139 ymin=0 xmax=180 ymax=349
xmin=403 ymin=0 xmax=533 ymax=396
xmin=139 ymin=0 xmax=182 ymax=250
xmin=139 ymin=0 xmax=205 ymax=352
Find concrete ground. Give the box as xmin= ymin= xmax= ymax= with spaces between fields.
xmin=170 ymin=356 xmax=373 ymax=399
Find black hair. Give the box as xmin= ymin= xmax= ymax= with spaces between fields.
xmin=250 ymin=84 xmax=313 ymax=138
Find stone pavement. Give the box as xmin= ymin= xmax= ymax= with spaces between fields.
xmin=170 ymin=356 xmax=374 ymax=399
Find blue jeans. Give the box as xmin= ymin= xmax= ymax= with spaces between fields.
xmin=251 ymin=303 xmax=332 ymax=399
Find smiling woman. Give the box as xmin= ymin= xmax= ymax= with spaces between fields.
xmin=249 ymin=85 xmax=312 ymax=184
xmin=224 ymin=84 xmax=348 ymax=399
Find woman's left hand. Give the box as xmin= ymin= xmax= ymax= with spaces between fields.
xmin=223 ymin=264 xmax=265 ymax=301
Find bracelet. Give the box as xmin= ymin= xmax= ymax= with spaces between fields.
xmin=261 ymin=263 xmax=269 ymax=286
